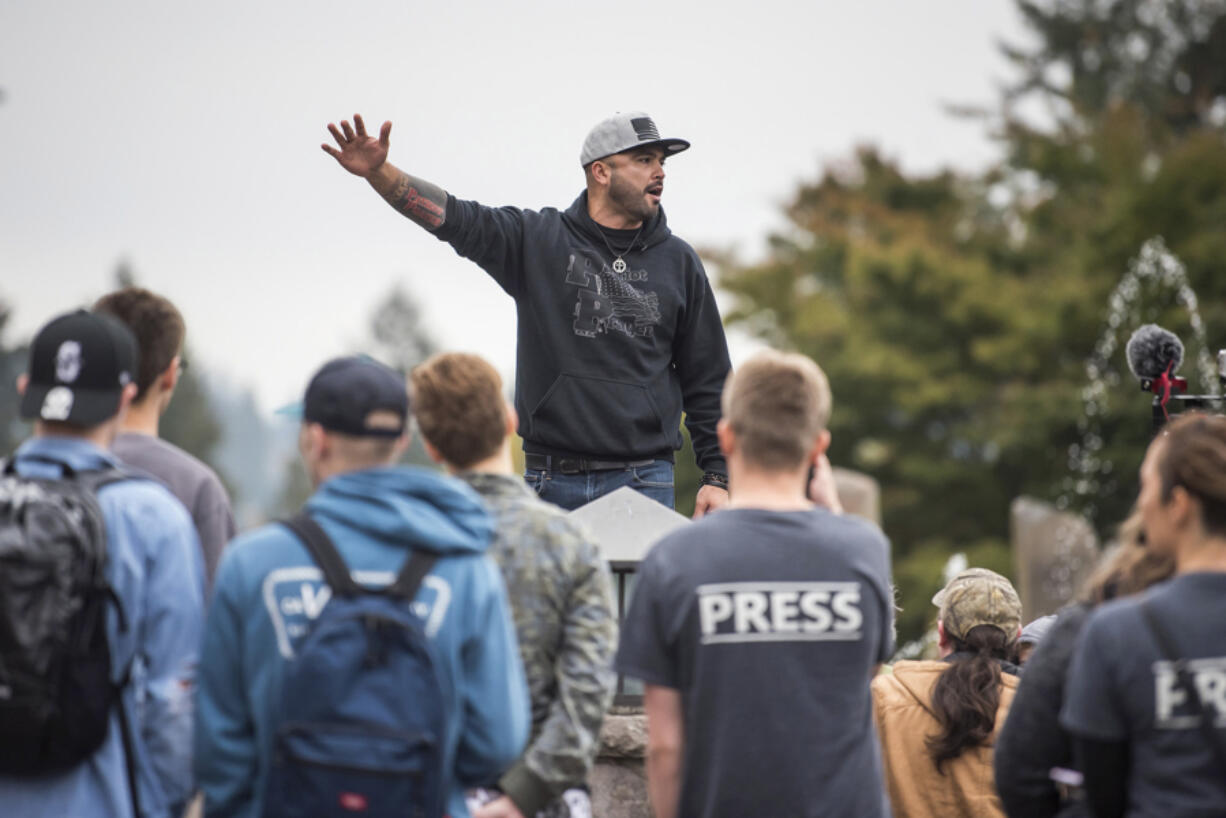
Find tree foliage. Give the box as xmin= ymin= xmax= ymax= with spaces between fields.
xmin=371 ymin=284 xmax=437 ymax=373
xmin=715 ymin=0 xmax=1226 ymax=642
xmin=0 ymin=301 xmax=31 ymax=456
xmin=160 ymin=342 xmax=232 ymax=493
xmin=370 ymin=284 xmax=441 ymax=470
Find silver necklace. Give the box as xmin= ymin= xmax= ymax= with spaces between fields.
xmin=597 ymin=224 xmax=643 ymax=273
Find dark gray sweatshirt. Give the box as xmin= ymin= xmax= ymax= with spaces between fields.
xmin=433 ymin=191 xmax=730 ymax=474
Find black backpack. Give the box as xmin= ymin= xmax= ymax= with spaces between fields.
xmin=0 ymin=456 xmax=141 ymax=810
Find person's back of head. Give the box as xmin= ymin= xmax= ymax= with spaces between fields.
xmin=16 ymin=309 xmax=140 ymax=447
xmin=1142 ymin=411 xmax=1226 ymax=562
xmin=93 ymin=287 xmax=184 ymax=412
xmin=296 ymin=357 xmax=410 ymax=487
xmin=409 ymin=353 xmax=510 ymax=473
xmin=719 ymin=349 xmax=832 ymax=480
xmin=928 ymin=567 xmax=1022 ymax=771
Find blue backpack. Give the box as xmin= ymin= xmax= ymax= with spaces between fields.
xmin=263 ymin=513 xmax=449 ymax=818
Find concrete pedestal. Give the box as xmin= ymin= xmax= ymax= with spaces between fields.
xmin=590 ymin=713 xmax=651 ymax=818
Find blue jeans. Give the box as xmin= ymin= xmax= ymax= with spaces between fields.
xmin=524 ymin=458 xmax=675 ymax=511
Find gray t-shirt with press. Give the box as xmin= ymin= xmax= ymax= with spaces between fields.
xmin=112 ymin=432 xmax=236 ymax=589
xmin=1061 ymin=572 xmax=1226 ymax=815
xmin=616 ymin=507 xmax=895 ymax=818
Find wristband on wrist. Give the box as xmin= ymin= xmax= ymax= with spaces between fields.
xmin=701 ymin=472 xmax=729 ymax=489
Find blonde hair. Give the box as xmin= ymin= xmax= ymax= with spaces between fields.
xmin=721 ymin=350 xmax=831 ymax=470
xmin=1079 ymin=509 xmax=1175 ymax=605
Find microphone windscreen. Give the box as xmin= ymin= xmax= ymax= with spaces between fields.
xmin=1126 ymin=324 xmax=1184 ymax=381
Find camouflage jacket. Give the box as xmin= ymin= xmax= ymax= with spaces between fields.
xmin=461 ymin=473 xmax=617 ymax=815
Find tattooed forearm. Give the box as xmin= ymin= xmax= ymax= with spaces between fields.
xmin=375 ymin=169 xmax=447 ymax=230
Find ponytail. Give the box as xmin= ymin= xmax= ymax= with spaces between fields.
xmin=925 ymin=624 xmax=1010 ymax=772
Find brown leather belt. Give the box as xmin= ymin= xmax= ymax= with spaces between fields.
xmin=524 ymin=453 xmax=656 ymax=475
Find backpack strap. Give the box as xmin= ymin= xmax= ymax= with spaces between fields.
xmin=281 ymin=513 xmax=362 ymax=597
xmin=386 ymin=551 xmax=438 ymax=602
xmin=114 ymin=670 xmax=143 ymax=818
xmin=77 ymin=467 xmax=137 ymax=493
xmin=281 ymin=513 xmax=437 ymax=603
xmin=1140 ymin=601 xmax=1226 ymax=775
xmin=14 ymin=458 xmax=144 ymax=816
xmin=4 ymin=455 xmax=135 ymax=489
xmin=5 ymin=453 xmax=81 ymax=478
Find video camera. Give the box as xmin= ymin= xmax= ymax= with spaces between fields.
xmin=1126 ymin=325 xmax=1226 ymax=433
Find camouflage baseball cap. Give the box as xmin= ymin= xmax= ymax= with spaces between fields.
xmin=931 ymin=568 xmax=1023 ymax=644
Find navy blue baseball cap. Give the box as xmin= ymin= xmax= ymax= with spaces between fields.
xmin=292 ymin=356 xmax=409 ymax=438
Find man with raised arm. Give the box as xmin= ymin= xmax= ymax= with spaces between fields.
xmin=322 ymin=112 xmax=732 ymax=516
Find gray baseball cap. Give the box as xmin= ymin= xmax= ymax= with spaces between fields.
xmin=580 ymin=112 xmax=690 ymax=166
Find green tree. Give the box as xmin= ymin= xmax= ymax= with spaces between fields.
xmin=1003 ymin=0 xmax=1226 ymax=137
xmin=714 ymin=149 xmax=1024 ymax=641
xmin=368 ymin=283 xmax=441 ymax=470
xmin=996 ymin=0 xmax=1226 ymax=527
xmin=715 ymin=0 xmax=1226 ymax=643
xmin=274 ymin=453 xmax=314 ymax=518
xmin=160 ymin=349 xmax=228 ymax=478
xmin=370 ymin=284 xmax=436 ymax=373
xmin=0 ymin=300 xmax=31 ymax=455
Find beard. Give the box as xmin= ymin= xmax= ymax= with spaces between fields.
xmin=607 ymin=171 xmax=658 ymax=224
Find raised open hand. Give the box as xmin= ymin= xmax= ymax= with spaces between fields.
xmin=321 ymin=114 xmax=391 ymax=178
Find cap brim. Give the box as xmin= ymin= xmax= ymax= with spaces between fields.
xmin=275 ymin=400 xmax=305 ymax=420
xmin=654 ymin=138 xmax=690 ymax=155
xmin=587 ymin=138 xmax=692 ymax=166
xmin=20 ymin=383 xmax=122 ymax=427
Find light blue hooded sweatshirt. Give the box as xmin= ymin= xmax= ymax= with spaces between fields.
xmin=0 ymin=437 xmax=204 ymax=818
xmin=195 ymin=466 xmax=530 ymax=818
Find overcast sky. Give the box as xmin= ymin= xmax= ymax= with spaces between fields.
xmin=2 ymin=0 xmax=1023 ymax=411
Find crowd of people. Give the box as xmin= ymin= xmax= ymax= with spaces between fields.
xmin=0 ymin=109 xmax=1224 ymax=818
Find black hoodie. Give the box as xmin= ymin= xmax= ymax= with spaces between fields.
xmin=432 ymin=191 xmax=730 ymax=474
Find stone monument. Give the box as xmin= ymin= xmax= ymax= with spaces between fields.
xmin=569 ymin=487 xmax=690 ymax=818
xmin=1010 ymin=496 xmax=1101 ymax=619
xmin=833 ymin=467 xmax=882 ymax=525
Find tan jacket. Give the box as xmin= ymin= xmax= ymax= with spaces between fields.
xmin=871 ymin=660 xmax=1020 ymax=818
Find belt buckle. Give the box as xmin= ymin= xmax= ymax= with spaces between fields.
xmin=558 ymin=458 xmax=585 ymax=475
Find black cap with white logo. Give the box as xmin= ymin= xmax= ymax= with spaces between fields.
xmin=20 ymin=309 xmax=139 ymax=427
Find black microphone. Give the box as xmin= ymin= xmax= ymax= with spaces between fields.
xmin=1126 ymin=324 xmax=1184 ymax=382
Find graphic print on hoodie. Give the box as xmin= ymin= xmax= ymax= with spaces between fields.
xmin=264 ymin=565 xmax=451 ymax=658
xmin=566 ymin=249 xmax=662 ymax=339
xmin=432 ymin=192 xmax=731 ymax=468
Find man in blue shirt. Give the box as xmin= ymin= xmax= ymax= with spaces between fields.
xmin=0 ymin=309 xmax=204 ymax=818
xmin=194 ymin=356 xmax=529 ymax=818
